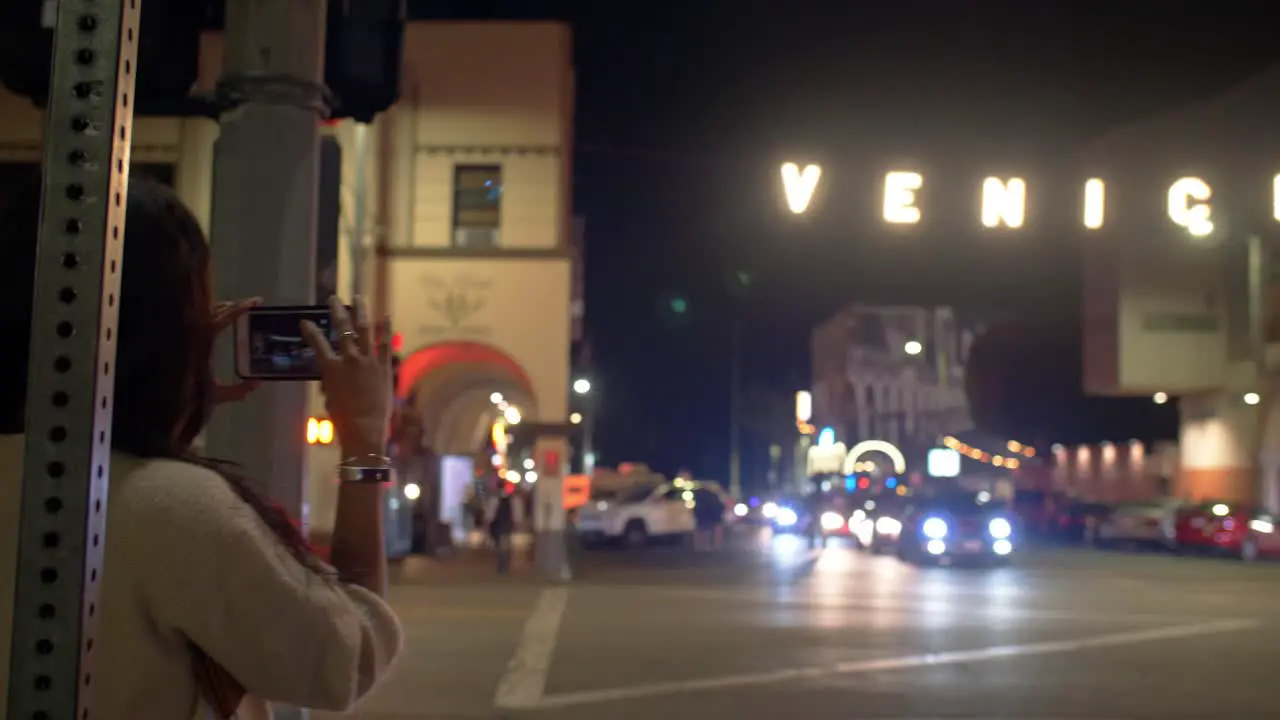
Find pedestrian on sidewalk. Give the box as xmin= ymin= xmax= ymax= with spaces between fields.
xmin=693 ymin=489 xmax=726 ymax=552
xmin=485 ymin=481 xmax=525 ymax=573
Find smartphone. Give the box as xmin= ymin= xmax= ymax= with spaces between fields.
xmin=234 ymin=305 xmax=345 ymax=381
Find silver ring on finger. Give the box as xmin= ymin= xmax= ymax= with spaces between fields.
xmin=340 ymin=330 xmax=358 ymax=340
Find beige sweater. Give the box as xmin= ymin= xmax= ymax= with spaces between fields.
xmin=0 ymin=435 xmax=404 ymax=719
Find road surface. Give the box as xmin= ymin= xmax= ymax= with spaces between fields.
xmin=321 ymin=530 xmax=1280 ymax=719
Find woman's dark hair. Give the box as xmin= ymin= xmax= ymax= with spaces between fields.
xmin=0 ymin=170 xmax=328 ymax=578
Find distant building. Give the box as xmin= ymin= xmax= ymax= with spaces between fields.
xmin=810 ymin=304 xmax=976 ymax=467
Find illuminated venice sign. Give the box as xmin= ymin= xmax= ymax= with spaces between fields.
xmin=779 ymin=162 xmax=1280 ymax=238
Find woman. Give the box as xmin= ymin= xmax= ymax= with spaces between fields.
xmin=0 ymin=176 xmax=404 ymax=719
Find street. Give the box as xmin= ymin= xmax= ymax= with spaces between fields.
xmin=323 ymin=531 xmax=1280 ymax=719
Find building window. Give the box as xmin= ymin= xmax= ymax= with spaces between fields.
xmin=452 ymin=164 xmax=502 ymax=248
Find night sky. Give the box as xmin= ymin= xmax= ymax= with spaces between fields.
xmin=419 ymin=2 xmax=1277 ymax=487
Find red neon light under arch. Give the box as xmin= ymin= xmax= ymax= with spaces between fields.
xmin=397 ymin=341 xmax=533 ymax=399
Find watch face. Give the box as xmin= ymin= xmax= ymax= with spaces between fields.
xmin=342 ymin=466 xmax=394 ymax=484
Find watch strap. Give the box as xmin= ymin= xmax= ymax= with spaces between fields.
xmin=339 ymin=465 xmax=395 ymax=484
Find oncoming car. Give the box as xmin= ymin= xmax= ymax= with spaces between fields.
xmin=812 ymin=492 xmax=861 ymax=545
xmin=764 ymin=496 xmax=809 ymax=535
xmin=766 ymin=493 xmax=862 ymax=547
xmin=895 ymin=492 xmax=1017 ymax=564
xmin=851 ymin=496 xmax=909 ymax=553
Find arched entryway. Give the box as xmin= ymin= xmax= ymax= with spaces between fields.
xmin=398 ymin=341 xmax=539 ymax=456
xmin=395 ymin=341 xmax=539 ymax=551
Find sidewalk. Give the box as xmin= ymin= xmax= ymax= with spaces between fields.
xmin=315 ymin=551 xmax=546 ymax=718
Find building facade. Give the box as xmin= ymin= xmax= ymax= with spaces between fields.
xmin=1080 ymin=66 xmax=1280 ymax=508
xmin=0 ymin=21 xmax=579 ymax=540
xmin=1049 ymin=440 xmax=1179 ymax=503
xmin=810 ymin=304 xmax=975 ymax=469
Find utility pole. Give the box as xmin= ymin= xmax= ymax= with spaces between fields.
xmin=729 ymin=318 xmax=743 ymax=498
xmin=582 ymin=394 xmax=597 ymax=474
xmin=203 ymin=2 xmax=328 ymax=718
xmin=348 ymin=122 xmax=371 ymax=297
xmin=1246 ymin=233 xmax=1278 ymax=512
xmin=7 ymin=2 xmax=139 ymax=716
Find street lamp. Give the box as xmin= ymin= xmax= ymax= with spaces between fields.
xmin=904 ymin=340 xmax=923 ymax=356
xmin=574 ymin=381 xmax=596 ymax=474
xmin=1245 ymin=392 xmax=1261 ymax=406
xmin=1153 ymin=392 xmax=1169 ymax=405
xmin=503 ymin=405 xmax=522 ymax=425
xmin=489 ymin=391 xmax=504 ymax=404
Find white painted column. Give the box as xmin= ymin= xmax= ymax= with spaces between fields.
xmin=173 ymin=116 xmax=217 ymax=233
xmin=387 ymin=99 xmax=415 ymax=248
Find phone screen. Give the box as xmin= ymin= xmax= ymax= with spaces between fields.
xmin=236 ymin=305 xmax=343 ymax=380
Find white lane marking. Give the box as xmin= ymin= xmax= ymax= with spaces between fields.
xmin=526 ymin=619 xmax=1258 ymax=709
xmin=633 ymin=586 xmax=1224 ymax=624
xmin=493 ymin=587 xmax=569 ymax=710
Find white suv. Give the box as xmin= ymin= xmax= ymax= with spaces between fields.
xmin=575 ymin=482 xmax=704 ymax=548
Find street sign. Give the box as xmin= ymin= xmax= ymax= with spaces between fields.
xmin=6 ymin=1 xmax=140 ymax=717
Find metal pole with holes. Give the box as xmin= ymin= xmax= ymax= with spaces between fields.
xmin=7 ymin=1 xmax=140 ymax=718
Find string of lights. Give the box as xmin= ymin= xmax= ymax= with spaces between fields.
xmin=941 ymin=435 xmax=1036 ymax=470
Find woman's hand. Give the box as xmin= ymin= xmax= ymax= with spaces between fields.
xmin=212 ymin=297 xmax=261 ymax=405
xmin=301 ymin=296 xmax=392 ymax=458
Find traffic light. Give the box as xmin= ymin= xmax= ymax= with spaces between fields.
xmin=0 ymin=3 xmax=210 ymax=116
xmin=325 ymin=0 xmax=406 ymax=122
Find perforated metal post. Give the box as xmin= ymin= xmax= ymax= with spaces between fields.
xmin=6 ymin=1 xmax=140 ymax=718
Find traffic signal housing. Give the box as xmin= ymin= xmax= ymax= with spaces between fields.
xmin=2 ymin=1 xmax=406 ymax=122
xmin=324 ymin=0 xmax=406 ymax=122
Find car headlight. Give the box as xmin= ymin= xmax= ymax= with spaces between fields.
xmin=875 ymin=516 xmax=902 ymax=536
xmin=988 ymin=517 xmax=1012 ymax=539
xmin=734 ymin=503 xmax=749 ymax=517
xmin=762 ymin=502 xmax=779 ymax=519
xmin=776 ymin=507 xmax=798 ymax=526
xmin=821 ymin=511 xmax=845 ymax=531
xmin=922 ymin=517 xmax=948 ymax=539
xmin=849 ymin=509 xmax=866 ymax=529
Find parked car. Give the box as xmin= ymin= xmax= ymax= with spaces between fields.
xmin=1241 ymin=510 xmax=1280 ymax=561
xmin=1172 ymin=500 xmax=1280 ymax=560
xmin=1053 ymin=500 xmax=1113 ymax=544
xmin=1094 ymin=499 xmax=1182 ymax=550
xmin=1013 ymin=489 xmax=1068 ymax=537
